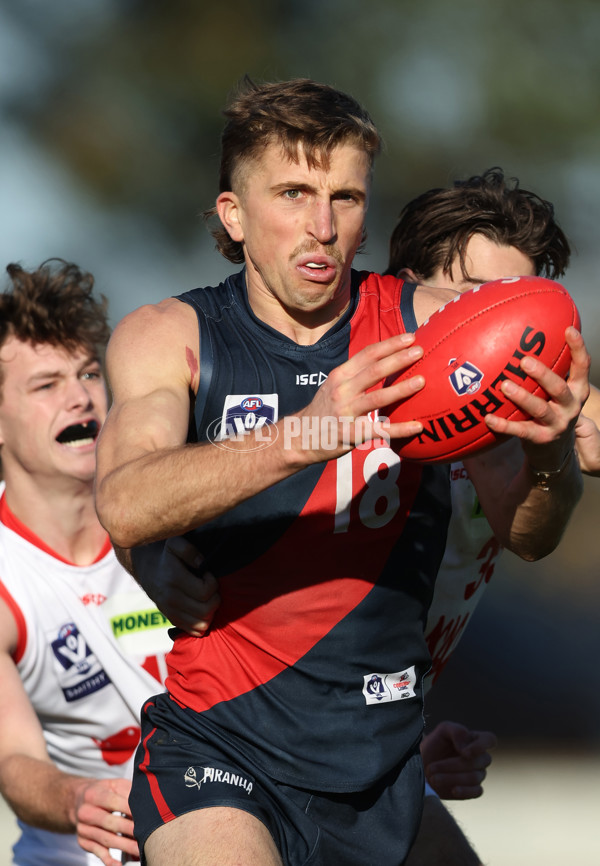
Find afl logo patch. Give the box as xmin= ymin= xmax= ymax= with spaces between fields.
xmin=241 ymin=397 xmax=264 ymax=411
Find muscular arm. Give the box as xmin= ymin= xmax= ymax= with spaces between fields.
xmin=465 ymin=437 xmax=581 ymax=560
xmin=0 ymin=605 xmax=137 ymax=864
xmin=95 ymin=298 xmax=427 ymax=549
xmin=0 ymin=649 xmax=77 ymax=831
xmin=464 ymin=327 xmax=588 ymax=560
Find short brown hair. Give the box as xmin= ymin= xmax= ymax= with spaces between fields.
xmin=387 ymin=167 xmax=571 ymax=280
xmin=0 ymin=259 xmax=111 ymax=395
xmin=205 ymin=76 xmax=382 ymax=263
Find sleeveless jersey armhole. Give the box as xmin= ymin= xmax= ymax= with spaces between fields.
xmin=0 ymin=580 xmax=27 ymax=663
xmin=176 ymin=292 xmax=215 ymax=441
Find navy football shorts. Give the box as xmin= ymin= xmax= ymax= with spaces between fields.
xmin=131 ymin=692 xmax=424 ymax=866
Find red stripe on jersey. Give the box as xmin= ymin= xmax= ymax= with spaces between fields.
xmin=141 ymin=655 xmax=163 ymax=685
xmin=167 ymin=452 xmax=422 ymax=713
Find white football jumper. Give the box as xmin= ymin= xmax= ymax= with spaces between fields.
xmin=424 ymin=462 xmax=503 ymax=690
xmin=0 ymin=490 xmax=171 ymax=865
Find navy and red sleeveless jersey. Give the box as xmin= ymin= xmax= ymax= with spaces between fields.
xmin=155 ymin=269 xmax=450 ymax=792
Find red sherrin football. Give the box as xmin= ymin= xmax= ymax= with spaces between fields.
xmin=388 ymin=275 xmax=580 ymax=464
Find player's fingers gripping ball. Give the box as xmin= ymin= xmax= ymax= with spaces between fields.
xmin=388 ymin=276 xmax=581 ymax=463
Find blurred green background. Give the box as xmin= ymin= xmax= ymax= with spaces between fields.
xmin=0 ymin=0 xmax=598 ymax=760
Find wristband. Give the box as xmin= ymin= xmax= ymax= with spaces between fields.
xmin=529 ymin=448 xmax=574 ymax=491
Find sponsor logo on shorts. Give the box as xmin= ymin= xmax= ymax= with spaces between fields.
xmin=184 ymin=765 xmax=253 ymax=795
xmin=362 ymin=666 xmax=417 ymax=705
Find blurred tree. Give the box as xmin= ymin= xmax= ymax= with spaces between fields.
xmin=2 ymin=0 xmax=600 ymax=251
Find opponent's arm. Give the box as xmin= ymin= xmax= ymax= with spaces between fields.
xmin=95 ymin=299 xmax=427 ymax=549
xmin=575 ymin=383 xmax=600 ymax=476
xmin=0 ymin=605 xmax=137 ymax=866
xmin=465 ymin=327 xmax=588 ymax=560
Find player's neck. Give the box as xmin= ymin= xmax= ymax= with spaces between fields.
xmin=2 ymin=473 xmax=108 ymax=566
xmin=413 ymin=285 xmax=460 ymax=326
xmin=245 ymin=275 xmax=352 ymax=345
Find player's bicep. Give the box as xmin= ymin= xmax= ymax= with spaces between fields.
xmin=100 ymin=386 xmax=191 ymax=470
xmin=99 ymin=299 xmax=197 ymax=465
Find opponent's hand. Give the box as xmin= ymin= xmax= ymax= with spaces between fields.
xmin=421 ymin=720 xmax=497 ymax=800
xmin=139 ymin=537 xmax=220 ymax=637
xmin=292 ymin=333 xmax=426 ymax=463
xmin=484 ymin=327 xmax=590 ymax=470
xmin=74 ymin=777 xmax=139 ymax=866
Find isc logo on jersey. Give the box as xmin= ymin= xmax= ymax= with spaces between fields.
xmin=51 ymin=622 xmax=111 ymax=702
xmin=207 ymin=393 xmax=279 ymax=451
xmin=448 ymin=360 xmax=484 ymax=396
xmin=295 ymin=371 xmax=328 ymax=386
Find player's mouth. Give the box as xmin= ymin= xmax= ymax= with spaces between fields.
xmin=296 ymin=254 xmax=339 ymax=283
xmin=55 ymin=419 xmax=100 ymax=449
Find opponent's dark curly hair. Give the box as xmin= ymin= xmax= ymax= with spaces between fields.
xmin=387 ymin=167 xmax=571 ymax=280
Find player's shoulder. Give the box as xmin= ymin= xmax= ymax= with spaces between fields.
xmin=413 ymin=284 xmax=459 ymax=327
xmin=109 ymin=296 xmax=198 ymax=356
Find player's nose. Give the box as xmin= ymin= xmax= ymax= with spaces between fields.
xmin=307 ymin=200 xmax=336 ymax=244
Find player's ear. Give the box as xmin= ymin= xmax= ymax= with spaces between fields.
xmin=397 ymin=267 xmax=420 ymax=282
xmin=216 ymin=191 xmax=245 ymax=243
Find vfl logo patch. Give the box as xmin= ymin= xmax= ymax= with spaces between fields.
xmin=51 ymin=623 xmax=110 ymax=702
xmin=363 ymin=666 xmax=417 ymax=705
xmin=206 ymin=393 xmax=279 ymax=451
xmin=184 ymin=765 xmax=254 ymax=795
xmin=449 ymin=361 xmax=484 ymax=396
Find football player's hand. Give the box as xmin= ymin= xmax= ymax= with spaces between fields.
xmin=74 ymin=777 xmax=139 ymax=865
xmin=485 ymin=327 xmax=590 ymax=470
xmin=421 ymin=721 xmax=497 ymax=800
xmin=295 ymin=334 xmax=426 ymax=463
